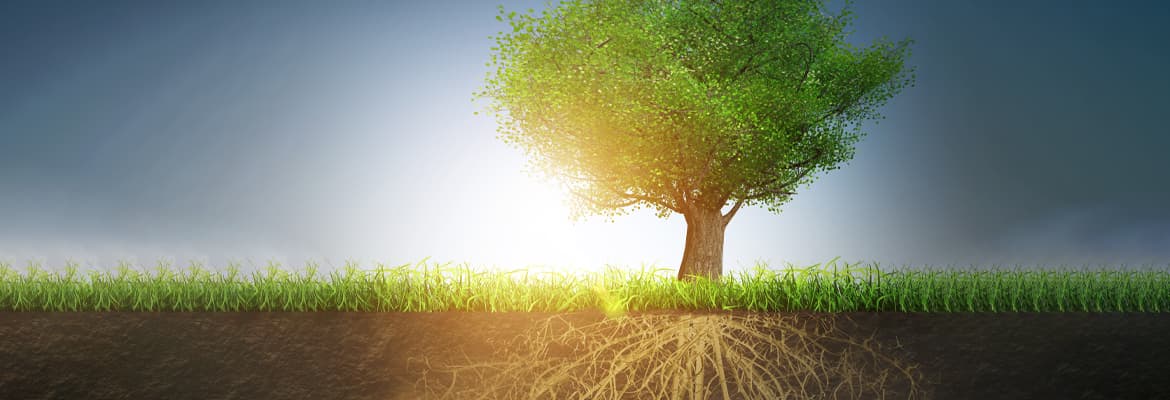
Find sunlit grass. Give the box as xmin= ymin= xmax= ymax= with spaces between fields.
xmin=1 ymin=257 xmax=1169 ymax=312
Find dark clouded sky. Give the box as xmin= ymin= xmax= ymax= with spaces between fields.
xmin=1 ymin=0 xmax=1168 ymax=274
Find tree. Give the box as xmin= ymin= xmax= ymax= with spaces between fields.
xmin=476 ymin=0 xmax=914 ymax=280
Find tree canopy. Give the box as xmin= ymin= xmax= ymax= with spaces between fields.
xmin=478 ymin=0 xmax=913 ymax=223
xmin=477 ymin=0 xmax=913 ymax=279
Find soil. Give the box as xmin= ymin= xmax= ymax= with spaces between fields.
xmin=1 ymin=311 xmax=1169 ymax=399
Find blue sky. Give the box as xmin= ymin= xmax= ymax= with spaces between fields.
xmin=2 ymin=0 xmax=1168 ymax=275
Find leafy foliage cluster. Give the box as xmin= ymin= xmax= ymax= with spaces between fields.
xmin=476 ymin=0 xmax=914 ymax=219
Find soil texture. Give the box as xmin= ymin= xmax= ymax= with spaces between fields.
xmin=1 ymin=311 xmax=1168 ymax=399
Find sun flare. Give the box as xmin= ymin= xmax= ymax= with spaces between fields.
xmin=485 ymin=177 xmax=595 ymax=274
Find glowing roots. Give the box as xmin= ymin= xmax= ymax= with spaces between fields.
xmin=417 ymin=313 xmax=924 ymax=399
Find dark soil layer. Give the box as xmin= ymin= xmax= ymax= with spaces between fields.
xmin=1 ymin=311 xmax=1168 ymax=399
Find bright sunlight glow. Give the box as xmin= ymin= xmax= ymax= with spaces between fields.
xmin=454 ymin=173 xmax=613 ymax=276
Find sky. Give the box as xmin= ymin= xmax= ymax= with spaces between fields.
xmin=2 ymin=0 xmax=1168 ymax=276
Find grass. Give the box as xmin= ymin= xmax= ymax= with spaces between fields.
xmin=2 ymin=257 xmax=1169 ymax=313
xmin=5 ymin=256 xmax=1163 ymax=399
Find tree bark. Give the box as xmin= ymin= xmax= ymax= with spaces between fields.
xmin=677 ymin=206 xmax=727 ymax=281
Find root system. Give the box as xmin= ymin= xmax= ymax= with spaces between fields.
xmin=415 ymin=312 xmax=924 ymax=399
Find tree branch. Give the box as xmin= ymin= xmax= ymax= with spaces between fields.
xmin=721 ymin=197 xmax=745 ymax=226
xmin=606 ymin=187 xmax=684 ymax=214
xmin=744 ymin=187 xmax=796 ymax=201
xmin=745 ymin=163 xmax=815 ymax=201
xmin=562 ymin=172 xmax=684 ymax=214
xmin=785 ymin=147 xmax=823 ymax=169
xmin=793 ymin=42 xmax=814 ymax=92
xmin=731 ymin=50 xmax=758 ymax=81
xmin=569 ymin=187 xmax=639 ymax=209
xmin=683 ymin=3 xmax=737 ymax=43
xmin=727 ymin=41 xmax=814 ymax=91
xmin=743 ymin=147 xmax=824 ymax=201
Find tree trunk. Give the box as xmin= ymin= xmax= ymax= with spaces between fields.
xmin=677 ymin=206 xmax=727 ymax=281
